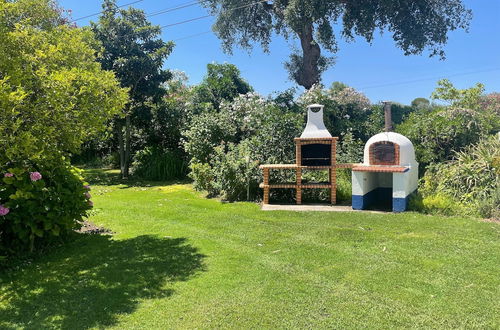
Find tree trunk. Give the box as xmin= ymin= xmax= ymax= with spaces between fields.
xmin=297 ymin=22 xmax=321 ymax=90
xmin=123 ymin=114 xmax=131 ymax=179
xmin=117 ymin=120 xmax=125 ymax=177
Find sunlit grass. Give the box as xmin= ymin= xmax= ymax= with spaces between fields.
xmin=1 ymin=169 xmax=499 ymax=329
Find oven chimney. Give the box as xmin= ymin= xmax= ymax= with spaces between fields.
xmin=383 ymin=101 xmax=393 ymax=132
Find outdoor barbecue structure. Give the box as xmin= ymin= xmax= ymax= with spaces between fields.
xmin=351 ymin=102 xmax=419 ymax=212
xmin=260 ymin=104 xmax=351 ymax=205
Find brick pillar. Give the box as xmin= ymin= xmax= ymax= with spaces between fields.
xmin=331 ymin=140 xmax=337 ymax=205
xmin=296 ymin=167 xmax=302 ymax=205
xmin=330 ymin=167 xmax=336 ymax=205
xmin=295 ymin=140 xmax=301 ymax=166
xmin=263 ymin=168 xmax=270 ymax=204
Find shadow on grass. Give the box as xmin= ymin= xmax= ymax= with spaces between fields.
xmin=82 ymin=168 xmax=190 ymax=188
xmin=0 ymin=234 xmax=205 ymax=329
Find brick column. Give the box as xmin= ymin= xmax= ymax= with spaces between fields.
xmin=331 ymin=140 xmax=337 ymax=205
xmin=263 ymin=168 xmax=270 ymax=204
xmin=296 ymin=167 xmax=302 ymax=205
xmin=330 ymin=167 xmax=336 ymax=205
xmin=295 ymin=140 xmax=301 ymax=166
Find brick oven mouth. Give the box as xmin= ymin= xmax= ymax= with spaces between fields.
xmin=369 ymin=141 xmax=399 ymax=166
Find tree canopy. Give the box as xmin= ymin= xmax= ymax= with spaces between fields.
xmin=202 ymin=0 xmax=472 ymax=89
xmin=192 ymin=63 xmax=253 ymax=110
xmin=0 ymin=0 xmax=128 ymax=165
xmin=91 ymin=0 xmax=174 ymax=177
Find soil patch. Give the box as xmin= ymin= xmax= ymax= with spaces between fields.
xmin=76 ymin=220 xmax=114 ymax=235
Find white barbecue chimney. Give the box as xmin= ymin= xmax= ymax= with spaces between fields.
xmin=300 ymin=104 xmax=332 ymax=138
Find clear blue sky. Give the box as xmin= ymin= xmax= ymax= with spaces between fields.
xmin=60 ymin=0 xmax=500 ymax=105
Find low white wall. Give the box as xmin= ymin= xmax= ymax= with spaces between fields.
xmin=392 ymin=166 xmax=418 ymax=198
xmin=352 ymin=171 xmax=377 ymax=196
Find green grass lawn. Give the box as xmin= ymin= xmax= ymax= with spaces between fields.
xmin=1 ymin=169 xmax=499 ymax=329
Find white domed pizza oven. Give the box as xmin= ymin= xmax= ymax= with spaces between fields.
xmin=352 ymin=103 xmax=419 ymax=212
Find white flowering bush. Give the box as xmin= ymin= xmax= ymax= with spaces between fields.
xmin=184 ymin=92 xmax=303 ymax=201
xmin=297 ymin=83 xmax=371 ymax=140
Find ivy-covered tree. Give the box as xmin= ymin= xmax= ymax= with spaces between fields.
xmin=91 ymin=0 xmax=173 ymax=178
xmin=201 ymin=0 xmax=472 ymax=89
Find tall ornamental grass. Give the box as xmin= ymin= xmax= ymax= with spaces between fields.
xmin=132 ymin=147 xmax=187 ymax=181
xmin=414 ymin=135 xmax=500 ymax=219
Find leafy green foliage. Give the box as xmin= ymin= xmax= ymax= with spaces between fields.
xmin=397 ymin=107 xmax=484 ymax=167
xmin=417 ymin=136 xmax=500 ymax=219
xmin=91 ymin=0 xmax=173 ymax=105
xmin=191 ymin=63 xmax=253 ymax=110
xmin=432 ymin=79 xmax=499 ymax=133
xmin=91 ymin=0 xmax=174 ymax=177
xmin=0 ymin=0 xmax=126 ymax=256
xmin=203 ymin=0 xmax=471 ymax=88
xmin=146 ymin=71 xmax=192 ymax=151
xmin=398 ymin=80 xmax=496 ymax=168
xmin=131 ymin=147 xmax=187 ymax=181
xmin=206 ymin=141 xmax=261 ymax=201
xmin=0 ymin=162 xmax=92 ymax=254
xmin=431 ymin=79 xmax=484 ymax=109
xmin=185 ymin=93 xmax=303 ymax=201
xmin=182 ymin=110 xmax=237 ymax=164
xmin=0 ymin=0 xmax=128 ymax=164
xmin=337 ymin=131 xmax=364 ymax=164
xmin=297 ymin=83 xmax=372 ymax=139
xmin=411 ymin=97 xmax=431 ymax=109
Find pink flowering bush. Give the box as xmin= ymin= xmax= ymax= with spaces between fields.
xmin=0 ymin=205 xmax=9 ymax=216
xmin=0 ymin=162 xmax=92 ymax=254
xmin=29 ymin=172 xmax=42 ymax=181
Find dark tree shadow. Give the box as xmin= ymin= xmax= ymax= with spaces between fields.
xmin=0 ymin=235 xmax=205 ymax=329
xmin=82 ymin=168 xmax=190 ymax=188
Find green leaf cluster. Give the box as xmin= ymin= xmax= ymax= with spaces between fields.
xmin=0 ymin=0 xmax=127 ymax=256
xmin=0 ymin=0 xmax=128 ymax=164
xmin=0 ymin=163 xmax=92 ymax=254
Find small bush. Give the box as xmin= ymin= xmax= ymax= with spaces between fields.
xmin=0 ymin=161 xmax=92 ymax=255
xmin=336 ymin=169 xmax=352 ymax=202
xmin=131 ymin=147 xmax=187 ymax=181
xmin=411 ymin=193 xmax=466 ymax=216
xmin=208 ymin=142 xmax=260 ymax=201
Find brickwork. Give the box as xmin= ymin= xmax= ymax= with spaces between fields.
xmin=369 ymin=141 xmax=400 ymax=165
xmin=263 ymin=168 xmax=270 ymax=204
xmin=352 ymin=165 xmax=409 ymax=173
xmin=261 ymin=137 xmax=348 ymax=205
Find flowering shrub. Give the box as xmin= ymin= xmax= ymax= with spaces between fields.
xmin=297 ymin=83 xmax=372 ymax=140
xmin=185 ymin=93 xmax=303 ymax=201
xmin=0 ymin=162 xmax=92 ymax=254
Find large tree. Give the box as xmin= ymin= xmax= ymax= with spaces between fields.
xmin=0 ymin=0 xmax=128 ymax=164
xmin=192 ymin=63 xmax=253 ymax=110
xmin=91 ymin=0 xmax=173 ymax=178
xmin=201 ymin=0 xmax=472 ymax=89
